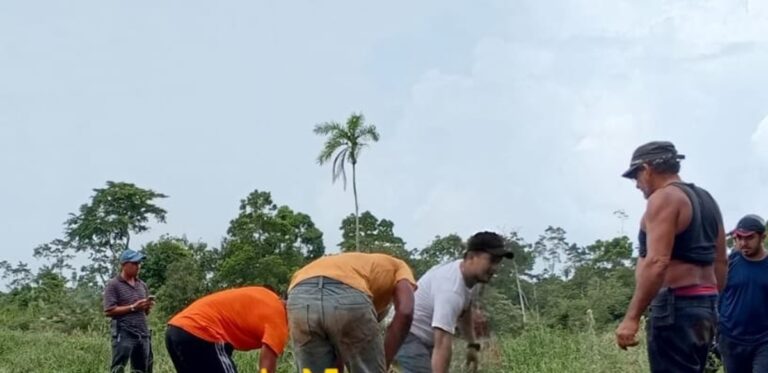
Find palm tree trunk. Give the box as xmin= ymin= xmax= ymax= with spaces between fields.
xmin=352 ymin=162 xmax=360 ymax=251
xmin=513 ymin=261 xmax=527 ymax=324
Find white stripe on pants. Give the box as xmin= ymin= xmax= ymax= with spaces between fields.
xmin=215 ymin=343 xmax=236 ymax=373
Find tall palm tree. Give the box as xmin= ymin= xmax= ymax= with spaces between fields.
xmin=314 ymin=113 xmax=380 ymax=251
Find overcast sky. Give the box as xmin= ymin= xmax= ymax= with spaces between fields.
xmin=2 ymin=0 xmax=767 ymax=271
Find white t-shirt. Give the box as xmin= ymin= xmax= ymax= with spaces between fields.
xmin=410 ymin=259 xmax=474 ymax=346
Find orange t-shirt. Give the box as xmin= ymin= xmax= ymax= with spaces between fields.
xmin=288 ymin=252 xmax=417 ymax=314
xmin=168 ymin=286 xmax=288 ymax=354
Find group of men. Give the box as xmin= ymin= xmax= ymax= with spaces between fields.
xmin=614 ymin=141 xmax=767 ymax=373
xmin=103 ymin=140 xmax=767 ymax=373
xmin=103 ymin=232 xmax=512 ymax=373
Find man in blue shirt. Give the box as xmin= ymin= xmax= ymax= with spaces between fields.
xmin=719 ymin=214 xmax=768 ymax=373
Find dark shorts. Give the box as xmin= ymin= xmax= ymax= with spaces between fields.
xmin=646 ymin=289 xmax=717 ymax=373
xmin=165 ymin=325 xmax=238 ymax=373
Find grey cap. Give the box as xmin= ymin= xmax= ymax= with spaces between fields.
xmin=621 ymin=141 xmax=685 ymax=179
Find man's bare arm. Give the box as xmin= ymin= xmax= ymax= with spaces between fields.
xmin=384 ymin=280 xmax=415 ymax=367
xmin=259 ymin=344 xmax=278 ymax=373
xmin=624 ymin=189 xmax=678 ymax=321
xmin=431 ymin=328 xmax=453 ymax=373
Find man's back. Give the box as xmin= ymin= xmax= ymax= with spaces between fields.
xmin=289 ymin=252 xmax=414 ymax=314
xmin=639 ymin=182 xmax=723 ymax=288
xmin=169 ymin=287 xmax=287 ymax=352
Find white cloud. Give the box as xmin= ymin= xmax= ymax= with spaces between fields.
xmin=753 ymin=114 xmax=768 ymax=162
xmin=376 ymin=0 xmax=768 ymax=247
xmin=3 ymin=0 xmax=768 ymax=268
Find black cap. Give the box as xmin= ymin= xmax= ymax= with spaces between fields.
xmin=621 ymin=141 xmax=685 ymax=179
xmin=729 ymin=214 xmax=766 ymax=236
xmin=466 ymin=231 xmax=514 ymax=259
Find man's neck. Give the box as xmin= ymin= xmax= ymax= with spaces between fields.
xmin=120 ymin=272 xmax=136 ymax=282
xmin=650 ymin=175 xmax=682 ymax=194
xmin=744 ymin=247 xmax=767 ymax=262
xmin=459 ymin=261 xmax=476 ymax=289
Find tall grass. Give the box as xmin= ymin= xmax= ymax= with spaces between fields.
xmin=0 ymin=326 xmax=659 ymax=373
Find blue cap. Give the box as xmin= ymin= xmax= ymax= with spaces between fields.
xmin=119 ymin=249 xmax=145 ymax=264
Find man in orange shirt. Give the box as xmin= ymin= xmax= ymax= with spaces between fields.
xmin=165 ymin=286 xmax=288 ymax=373
xmin=287 ymin=252 xmax=417 ymax=373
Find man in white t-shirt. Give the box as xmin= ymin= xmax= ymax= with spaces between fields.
xmin=394 ymin=231 xmax=514 ymax=373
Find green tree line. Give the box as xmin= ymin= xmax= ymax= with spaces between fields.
xmin=1 ymin=180 xmax=641 ymax=337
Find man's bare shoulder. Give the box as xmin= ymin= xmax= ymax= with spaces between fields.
xmin=646 ymin=185 xmax=687 ymax=214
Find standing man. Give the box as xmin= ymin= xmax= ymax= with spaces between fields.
xmin=287 ymin=252 xmax=417 ymax=373
xmin=615 ymin=141 xmax=727 ymax=373
xmin=166 ymin=286 xmax=288 ymax=373
xmin=718 ymin=214 xmax=768 ymax=372
xmin=395 ymin=231 xmax=514 ymax=373
xmin=103 ymin=249 xmax=155 ymax=373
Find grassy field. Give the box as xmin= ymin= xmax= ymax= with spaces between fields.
xmin=0 ymin=326 xmax=657 ymax=373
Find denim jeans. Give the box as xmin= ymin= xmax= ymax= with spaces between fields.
xmin=287 ymin=276 xmax=385 ymax=373
xmin=393 ymin=333 xmax=432 ymax=373
xmin=718 ymin=334 xmax=768 ymax=373
xmin=646 ymin=289 xmax=717 ymax=373
xmin=110 ymin=325 xmax=152 ymax=373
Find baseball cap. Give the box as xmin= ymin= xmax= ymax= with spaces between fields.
xmin=729 ymin=214 xmax=766 ymax=237
xmin=119 ymin=249 xmax=146 ymax=264
xmin=621 ymin=141 xmax=685 ymax=179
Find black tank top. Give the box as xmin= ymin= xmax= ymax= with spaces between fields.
xmin=638 ymin=182 xmax=721 ymax=265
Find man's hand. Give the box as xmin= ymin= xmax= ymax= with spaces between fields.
xmin=615 ymin=318 xmax=640 ymax=350
xmin=465 ymin=347 xmax=479 ymax=373
xmin=132 ymin=299 xmax=152 ymax=311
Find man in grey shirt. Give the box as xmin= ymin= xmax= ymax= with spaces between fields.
xmin=394 ymin=231 xmax=514 ymax=373
xmin=103 ymin=249 xmax=155 ymax=373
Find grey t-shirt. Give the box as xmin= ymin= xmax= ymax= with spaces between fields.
xmin=103 ymin=276 xmax=150 ymax=337
xmin=409 ymin=260 xmax=473 ymax=346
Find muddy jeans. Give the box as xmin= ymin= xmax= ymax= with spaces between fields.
xmin=287 ymin=276 xmax=385 ymax=373
xmin=646 ymin=289 xmax=717 ymax=373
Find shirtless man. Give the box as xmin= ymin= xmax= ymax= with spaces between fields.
xmin=615 ymin=141 xmax=727 ymax=373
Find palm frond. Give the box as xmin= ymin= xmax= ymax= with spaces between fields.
xmin=332 ymin=148 xmax=349 ymax=189
xmin=346 ymin=113 xmax=364 ymax=135
xmin=317 ymin=134 xmax=345 ymax=164
xmin=348 ymin=124 xmax=379 ymax=164
xmin=313 ymin=121 xmax=344 ymax=136
xmin=360 ymin=124 xmax=380 ymax=142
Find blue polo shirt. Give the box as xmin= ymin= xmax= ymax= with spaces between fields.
xmin=718 ymin=250 xmax=768 ymax=345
